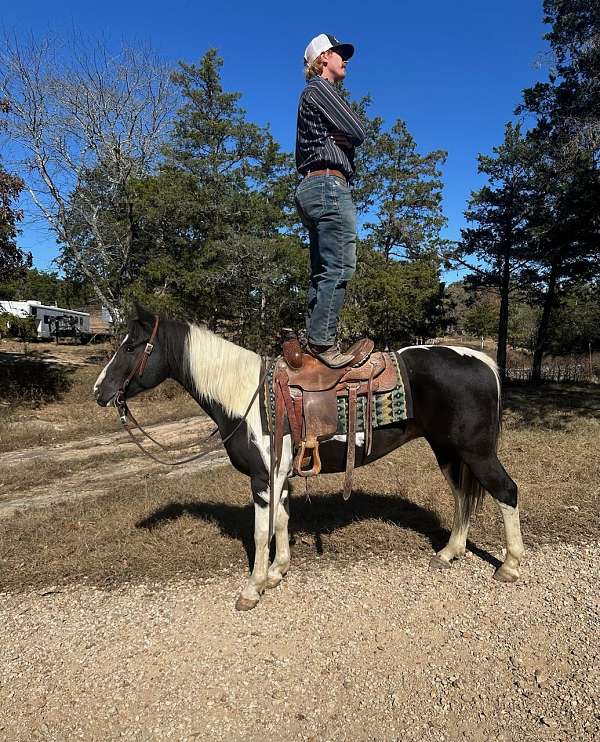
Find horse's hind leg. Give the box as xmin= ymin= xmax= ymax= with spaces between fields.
xmin=462 ymin=453 xmax=524 ymax=583
xmin=430 ymin=453 xmax=473 ymax=570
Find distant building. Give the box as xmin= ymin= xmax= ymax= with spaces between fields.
xmin=0 ymin=300 xmax=91 ymax=341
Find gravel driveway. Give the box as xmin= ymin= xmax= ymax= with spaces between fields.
xmin=1 ymin=541 xmax=598 ymax=741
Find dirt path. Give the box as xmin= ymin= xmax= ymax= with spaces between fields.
xmin=0 ymin=417 xmax=229 ymax=517
xmin=0 ymin=542 xmax=597 ymax=741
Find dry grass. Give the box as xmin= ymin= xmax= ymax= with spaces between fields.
xmin=0 ymin=343 xmax=199 ymax=452
xmin=0 ymin=451 xmax=136 ymax=497
xmin=0 ymin=384 xmax=598 ymax=593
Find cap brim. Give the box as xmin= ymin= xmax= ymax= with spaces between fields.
xmin=331 ymin=43 xmax=354 ymax=61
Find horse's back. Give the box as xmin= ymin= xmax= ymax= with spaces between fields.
xmin=397 ymin=345 xmax=501 ymax=449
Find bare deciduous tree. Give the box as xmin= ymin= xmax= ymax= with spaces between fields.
xmin=0 ymin=35 xmax=178 ymax=319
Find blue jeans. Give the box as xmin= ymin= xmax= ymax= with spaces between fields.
xmin=294 ymin=174 xmax=357 ymax=346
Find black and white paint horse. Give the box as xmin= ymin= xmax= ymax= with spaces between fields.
xmin=94 ymin=306 xmax=524 ymax=611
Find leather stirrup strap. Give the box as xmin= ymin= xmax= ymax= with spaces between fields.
xmin=365 ymin=370 xmax=374 ymax=456
xmin=277 ymin=375 xmax=302 ymax=445
xmin=343 ymin=383 xmax=358 ymax=500
xmin=274 ymin=374 xmax=286 ymax=468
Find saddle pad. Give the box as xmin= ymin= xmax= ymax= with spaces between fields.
xmin=336 ymin=353 xmax=408 ymax=433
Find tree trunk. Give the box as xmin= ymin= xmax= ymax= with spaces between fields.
xmin=531 ymin=257 xmax=560 ymax=383
xmin=496 ymin=243 xmax=511 ymax=383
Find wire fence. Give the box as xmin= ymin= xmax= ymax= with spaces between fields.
xmin=506 ymin=360 xmax=596 ymax=383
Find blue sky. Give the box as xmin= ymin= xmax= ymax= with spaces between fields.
xmin=2 ymin=0 xmax=550 ymax=276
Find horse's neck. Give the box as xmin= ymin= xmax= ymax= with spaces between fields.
xmin=184 ymin=324 xmax=262 ymax=425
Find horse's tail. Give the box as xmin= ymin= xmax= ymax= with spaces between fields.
xmin=459 ymin=461 xmax=487 ymax=522
xmin=458 ymin=349 xmax=503 ymax=521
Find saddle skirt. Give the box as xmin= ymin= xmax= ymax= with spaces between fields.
xmin=264 ymin=340 xmax=411 ymax=500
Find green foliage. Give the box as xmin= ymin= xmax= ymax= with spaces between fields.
xmin=517 ymin=3 xmax=600 ymax=378
xmin=130 ymin=50 xmax=302 ymax=347
xmin=343 ymin=245 xmax=444 ymax=348
xmin=507 ymin=302 xmax=541 ymax=352
xmin=0 ymin=268 xmax=92 ymax=308
xmin=338 ymin=104 xmax=448 ymax=349
xmin=0 ymin=100 xmax=30 ymax=281
xmin=355 ymin=114 xmax=447 ymax=262
xmin=0 ymin=312 xmax=36 ymax=341
xmin=453 ymin=123 xmax=538 ymax=373
xmin=521 ymin=0 xmax=600 ymax=162
xmin=459 ymin=123 xmax=534 ymax=280
xmin=454 ymin=4 xmax=600 ymax=377
xmin=442 ymin=282 xmax=471 ymax=335
xmin=463 ymin=301 xmax=499 ymax=338
xmin=546 ymin=281 xmax=600 ymax=353
xmin=36 ymin=43 xmax=600 ymax=355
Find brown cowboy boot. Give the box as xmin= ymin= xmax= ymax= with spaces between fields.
xmin=307 ymin=341 xmax=355 ymax=368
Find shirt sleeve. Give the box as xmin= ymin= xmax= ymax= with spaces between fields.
xmin=306 ymin=79 xmax=366 ymax=146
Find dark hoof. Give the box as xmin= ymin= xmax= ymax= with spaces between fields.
xmin=235 ymin=595 xmax=259 ymax=611
xmin=493 ymin=566 xmax=519 ymax=583
xmin=429 ymin=554 xmax=451 ymax=570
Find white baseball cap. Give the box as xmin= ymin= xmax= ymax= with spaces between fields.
xmin=303 ymin=33 xmax=355 ymax=67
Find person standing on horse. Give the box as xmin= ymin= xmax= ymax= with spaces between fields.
xmin=295 ymin=33 xmax=367 ymax=368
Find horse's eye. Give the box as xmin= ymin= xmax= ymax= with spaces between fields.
xmin=125 ymin=344 xmax=136 ymax=353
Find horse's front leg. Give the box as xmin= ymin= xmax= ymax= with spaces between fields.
xmin=266 ymin=487 xmax=290 ymax=589
xmin=235 ymin=495 xmax=271 ymax=611
xmin=235 ymin=447 xmax=292 ymax=610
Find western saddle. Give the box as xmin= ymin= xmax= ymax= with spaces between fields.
xmin=271 ymin=330 xmax=400 ymax=499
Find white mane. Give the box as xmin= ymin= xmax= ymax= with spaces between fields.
xmin=186 ymin=324 xmax=263 ymax=436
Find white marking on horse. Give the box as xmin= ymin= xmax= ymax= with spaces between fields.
xmin=186 ymin=324 xmax=263 ymax=441
xmin=93 ymin=334 xmax=129 ymax=394
xmin=331 ymin=432 xmax=366 ymax=447
xmin=495 ymin=502 xmax=525 ymax=580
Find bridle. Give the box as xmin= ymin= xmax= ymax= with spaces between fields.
xmin=114 ymin=314 xmax=160 ymax=424
xmin=112 ymin=314 xmax=268 ymax=466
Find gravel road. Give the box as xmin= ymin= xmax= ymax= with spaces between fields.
xmin=1 ymin=541 xmax=598 ymax=741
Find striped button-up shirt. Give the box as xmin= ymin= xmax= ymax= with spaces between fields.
xmin=295 ymin=76 xmax=366 ymax=181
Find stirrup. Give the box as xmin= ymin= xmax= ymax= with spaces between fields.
xmin=293 ymin=440 xmax=322 ymax=477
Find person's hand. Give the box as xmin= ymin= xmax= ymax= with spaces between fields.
xmin=329 ymin=131 xmax=352 ymax=151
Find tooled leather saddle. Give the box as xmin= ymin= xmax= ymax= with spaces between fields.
xmin=270 ymin=331 xmax=401 ymax=499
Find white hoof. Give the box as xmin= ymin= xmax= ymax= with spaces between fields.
xmin=266 ymin=569 xmax=287 ymax=589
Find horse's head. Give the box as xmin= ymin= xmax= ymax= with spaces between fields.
xmin=94 ymin=303 xmax=171 ymax=407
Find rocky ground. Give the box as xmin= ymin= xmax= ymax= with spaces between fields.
xmin=1 ymin=343 xmax=598 ymax=740
xmin=1 ymin=541 xmax=598 ymax=741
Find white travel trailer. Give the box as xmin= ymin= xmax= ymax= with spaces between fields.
xmin=0 ymin=300 xmax=91 ymax=342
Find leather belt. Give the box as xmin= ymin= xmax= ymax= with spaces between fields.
xmin=306 ymin=168 xmax=347 ymax=183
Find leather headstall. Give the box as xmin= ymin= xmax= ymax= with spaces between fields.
xmin=115 ymin=314 xmax=160 ymax=423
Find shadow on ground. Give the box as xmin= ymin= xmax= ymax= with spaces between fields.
xmin=136 ymin=489 xmax=501 ymax=571
xmin=0 ymin=354 xmax=75 ymax=404
xmin=503 ymin=382 xmax=600 ymax=430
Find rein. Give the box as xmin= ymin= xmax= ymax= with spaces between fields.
xmin=113 ymin=315 xmax=268 ymax=466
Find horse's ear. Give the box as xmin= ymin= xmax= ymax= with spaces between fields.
xmin=131 ymin=300 xmax=155 ymax=329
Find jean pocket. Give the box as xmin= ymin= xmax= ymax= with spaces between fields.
xmin=296 ymin=180 xmax=325 ymax=222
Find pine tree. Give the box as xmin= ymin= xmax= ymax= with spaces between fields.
xmin=455 ymin=123 xmax=535 ymax=379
